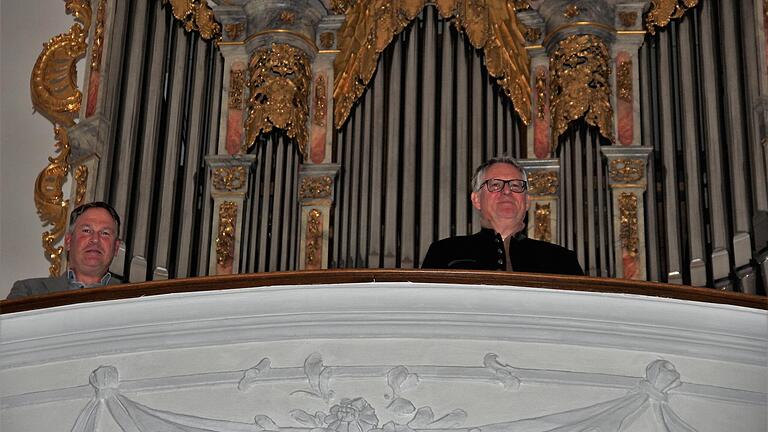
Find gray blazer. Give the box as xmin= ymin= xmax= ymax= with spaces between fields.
xmin=7 ymin=274 xmax=122 ymax=300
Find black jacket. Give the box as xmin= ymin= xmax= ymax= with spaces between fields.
xmin=421 ymin=228 xmax=584 ymax=275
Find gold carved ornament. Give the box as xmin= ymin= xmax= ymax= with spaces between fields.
xmin=305 ymin=209 xmax=323 ymax=267
xmin=619 ymin=192 xmax=639 ymax=256
xmin=645 ymin=0 xmax=700 ymax=35
xmin=549 ymin=34 xmax=614 ymax=146
xmin=618 ymin=11 xmax=638 ymax=28
xmin=224 ymin=23 xmax=244 ymax=41
xmin=162 ymin=0 xmax=220 ymax=40
xmin=617 ymin=59 xmax=632 ymax=103
xmin=31 ymin=0 xmax=92 ymax=276
xmin=533 ymin=203 xmax=552 ymax=243
xmin=609 ymin=159 xmax=645 ymax=183
xmin=245 ymin=44 xmax=311 ymax=158
xmin=333 ymin=0 xmax=531 ymax=129
xmin=314 ymin=75 xmax=328 ymax=127
xmin=212 ymin=166 xmax=247 ymax=191
xmin=536 ymin=69 xmax=547 ymax=120
xmin=215 ymin=201 xmax=238 ymax=265
xmin=74 ymin=165 xmax=89 ymax=205
xmin=90 ymin=0 xmax=107 ymax=71
xmin=229 ymin=69 xmax=245 ymax=110
xmin=527 ymin=170 xmax=559 ymax=196
xmin=299 ymin=176 xmax=333 ymax=199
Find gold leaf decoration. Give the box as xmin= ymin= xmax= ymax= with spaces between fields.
xmin=618 ymin=11 xmax=638 ymax=28
xmin=533 ymin=203 xmax=552 ymax=242
xmin=74 ymin=165 xmax=89 ymax=205
xmin=619 ymin=192 xmax=639 ymax=256
xmin=35 ymin=127 xmax=72 ymax=277
xmin=229 ymin=69 xmax=245 ymax=110
xmin=305 ymin=208 xmax=323 ymax=268
xmin=527 ymin=170 xmax=559 ymax=196
xmin=215 ymin=201 xmax=237 ymax=265
xmin=314 ymin=74 xmax=328 ymax=127
xmin=617 ymin=59 xmax=632 ymax=103
xmin=299 ymin=176 xmax=333 ymax=199
xmin=245 ymin=43 xmax=311 ymax=157
xmin=90 ymin=0 xmax=107 ymax=71
xmin=212 ymin=166 xmax=247 ymax=191
xmin=645 ymin=0 xmax=700 ymax=35
xmin=162 ymin=0 xmax=221 ymax=40
xmin=550 ymin=34 xmax=613 ymax=145
xmin=334 ymin=0 xmax=531 ymax=129
xmin=609 ymin=159 xmax=645 ymax=184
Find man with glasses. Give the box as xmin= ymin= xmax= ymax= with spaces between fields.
xmin=7 ymin=201 xmax=123 ymax=299
xmin=421 ymin=157 xmax=584 ymax=275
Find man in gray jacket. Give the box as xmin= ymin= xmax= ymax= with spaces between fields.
xmin=7 ymin=201 xmax=122 ymax=299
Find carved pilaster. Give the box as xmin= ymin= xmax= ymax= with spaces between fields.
xmin=205 ymin=154 xmax=257 ymax=275
xmin=298 ymin=164 xmax=340 ymax=269
xmin=602 ymin=146 xmax=652 ymax=280
xmin=519 ymin=159 xmax=560 ymax=245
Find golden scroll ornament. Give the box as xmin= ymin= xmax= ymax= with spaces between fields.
xmin=533 ymin=203 xmax=552 ymax=243
xmin=536 ymin=69 xmax=547 ymax=120
xmin=619 ymin=192 xmax=639 ymax=256
xmin=215 ymin=201 xmax=238 ymax=265
xmin=162 ymin=0 xmax=221 ymax=40
xmin=527 ymin=170 xmax=559 ymax=196
xmin=305 ymin=208 xmax=323 ymax=267
xmin=90 ymin=0 xmax=107 ymax=71
xmin=299 ymin=176 xmax=333 ymax=199
xmin=314 ymin=74 xmax=328 ymax=127
xmin=212 ymin=166 xmax=247 ymax=191
xmin=609 ymin=159 xmax=645 ymax=184
xmin=617 ymin=58 xmax=632 ymax=103
xmin=645 ymin=0 xmax=699 ymax=34
xmin=74 ymin=165 xmax=89 ymax=205
xmin=245 ymin=43 xmax=311 ymax=157
xmin=334 ymin=0 xmax=531 ymax=128
xmin=550 ymin=34 xmax=614 ymax=145
xmin=229 ymin=68 xmax=245 ymax=110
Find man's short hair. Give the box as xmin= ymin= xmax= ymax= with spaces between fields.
xmin=471 ymin=157 xmax=529 ymax=191
xmin=68 ymin=201 xmax=121 ymax=236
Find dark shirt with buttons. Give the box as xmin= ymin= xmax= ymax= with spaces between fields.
xmin=421 ymin=228 xmax=584 ymax=275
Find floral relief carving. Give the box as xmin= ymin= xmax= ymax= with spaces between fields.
xmin=224 ymin=22 xmax=244 ymax=40
xmin=646 ymin=0 xmax=700 ymax=35
xmin=534 ymin=203 xmax=552 ymax=243
xmin=527 ymin=170 xmax=559 ymax=195
xmin=617 ymin=58 xmax=632 ymax=103
xmin=618 ymin=11 xmax=638 ymax=27
xmin=523 ymin=26 xmax=541 ymax=43
xmin=74 ymin=165 xmax=88 ymax=205
xmin=229 ymin=68 xmax=245 ymax=110
xmin=305 ymin=209 xmax=323 ymax=268
xmin=300 ymin=176 xmax=333 ymax=199
xmin=212 ymin=166 xmax=247 ymax=191
xmin=215 ymin=201 xmax=237 ymax=266
xmin=162 ymin=0 xmax=221 ymax=40
xmin=536 ymin=69 xmax=547 ymax=120
xmin=609 ymin=159 xmax=645 ymax=184
xmin=314 ymin=74 xmax=328 ymax=127
xmin=320 ymin=32 xmax=336 ymax=49
xmin=90 ymin=0 xmax=107 ymax=72
xmin=245 ymin=43 xmax=310 ymax=157
xmin=619 ymin=192 xmax=639 ymax=257
xmin=550 ymin=34 xmax=614 ymax=145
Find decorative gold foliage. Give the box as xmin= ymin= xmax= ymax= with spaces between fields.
xmin=299 ymin=176 xmax=333 ymax=199
xmin=245 ymin=44 xmax=311 ymax=157
xmin=216 ymin=201 xmax=238 ymax=265
xmin=229 ymin=69 xmax=245 ymax=110
xmin=527 ymin=170 xmax=559 ymax=196
xmin=90 ymin=0 xmax=107 ymax=71
xmin=533 ymin=203 xmax=552 ymax=242
xmin=334 ymin=0 xmax=531 ymax=128
xmin=224 ymin=23 xmax=244 ymax=41
xmin=645 ymin=0 xmax=700 ymax=35
xmin=609 ymin=159 xmax=645 ymax=184
xmin=162 ymin=0 xmax=221 ymax=40
xmin=314 ymin=75 xmax=328 ymax=127
xmin=212 ymin=166 xmax=247 ymax=191
xmin=74 ymin=165 xmax=88 ymax=205
xmin=617 ymin=59 xmax=632 ymax=102
xmin=618 ymin=11 xmax=638 ymax=28
xmin=550 ymin=34 xmax=613 ymax=145
xmin=619 ymin=192 xmax=639 ymax=256
xmin=305 ymin=208 xmax=323 ymax=268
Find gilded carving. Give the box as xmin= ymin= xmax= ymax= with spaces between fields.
xmin=331 ymin=0 xmax=354 ymax=14
xmin=245 ymin=43 xmax=310 ymax=157
xmin=280 ymin=11 xmax=296 ymax=24
xmin=90 ymin=0 xmax=107 ymax=71
xmin=533 ymin=203 xmax=552 ymax=243
xmin=617 ymin=59 xmax=632 ymax=103
xmin=212 ymin=166 xmax=247 ymax=191
xmin=524 ymin=27 xmax=542 ymax=43
xmin=619 ymin=192 xmax=639 ymax=256
xmin=564 ymin=5 xmax=581 ymax=18
xmin=229 ymin=68 xmax=245 ymax=110
xmin=314 ymin=75 xmax=327 ymax=127
xmin=31 ymin=0 xmax=91 ymax=127
xmin=609 ymin=159 xmax=645 ymax=183
xmin=35 ymin=127 xmax=72 ymax=277
xmin=334 ymin=0 xmax=531 ymax=128
xmin=550 ymin=34 xmax=614 ymax=145
xmin=74 ymin=165 xmax=88 ymax=205
xmin=319 ymin=32 xmax=335 ymax=50
xmin=645 ymin=0 xmax=700 ymax=35
xmin=162 ymin=0 xmax=221 ymax=40
xmin=527 ymin=171 xmax=559 ymax=195
xmin=224 ymin=23 xmax=244 ymax=41
xmin=300 ymin=176 xmax=333 ymax=199
xmin=536 ymin=69 xmax=547 ymax=120
xmin=305 ymin=208 xmax=323 ymax=267
xmin=216 ymin=201 xmax=237 ymax=265
xmin=512 ymin=1 xmax=532 ymax=10
xmin=618 ymin=11 xmax=638 ymax=28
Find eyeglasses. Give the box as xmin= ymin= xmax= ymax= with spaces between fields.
xmin=480 ymin=178 xmax=527 ymax=193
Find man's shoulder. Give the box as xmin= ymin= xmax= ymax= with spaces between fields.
xmin=8 ymin=275 xmax=69 ymax=299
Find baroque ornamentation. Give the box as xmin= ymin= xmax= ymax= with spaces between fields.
xmin=215 ymin=201 xmax=237 ymax=265
xmin=320 ymin=32 xmax=336 ymax=50
xmin=212 ymin=166 xmax=247 ymax=191
xmin=617 ymin=59 xmax=632 ymax=102
xmin=645 ymin=0 xmax=700 ymax=35
xmin=618 ymin=11 xmax=638 ymax=28
xmin=224 ymin=23 xmax=244 ymax=40
xmin=550 ymin=34 xmax=614 ymax=145
xmin=536 ymin=69 xmax=547 ymax=120
xmin=314 ymin=74 xmax=327 ymax=127
xmin=74 ymin=165 xmax=88 ymax=206
xmin=334 ymin=0 xmax=531 ymax=129
xmin=300 ymin=176 xmax=333 ymax=199
xmin=527 ymin=170 xmax=559 ymax=195
xmin=162 ymin=0 xmax=221 ymax=40
xmin=523 ymin=26 xmax=541 ymax=43
xmin=90 ymin=0 xmax=107 ymax=72
xmin=35 ymin=127 xmax=72 ymax=277
xmin=331 ymin=0 xmax=355 ymax=14
xmin=619 ymin=192 xmax=639 ymax=256
xmin=564 ymin=4 xmax=581 ymax=18
xmin=534 ymin=203 xmax=552 ymax=243
xmin=306 ymin=209 xmax=322 ymax=267
xmin=229 ymin=68 xmax=245 ymax=110
xmin=280 ymin=11 xmax=296 ymax=24
xmin=245 ymin=43 xmax=310 ymax=157
xmin=609 ymin=159 xmax=645 ymax=183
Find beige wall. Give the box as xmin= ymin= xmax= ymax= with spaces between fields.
xmin=0 ymin=0 xmax=81 ymax=298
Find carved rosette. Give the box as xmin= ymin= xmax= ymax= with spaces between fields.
xmin=645 ymin=0 xmax=700 ymax=35
xmin=245 ymin=43 xmax=310 ymax=158
xmin=527 ymin=171 xmax=559 ymax=196
xmin=215 ymin=201 xmax=238 ymax=269
xmin=609 ymin=159 xmax=645 ymax=184
xmin=299 ymin=176 xmax=333 ymax=199
xmin=212 ymin=166 xmax=247 ymax=192
xmin=334 ymin=0 xmax=531 ymax=128
xmin=305 ymin=209 xmax=323 ymax=269
xmin=533 ymin=203 xmax=552 ymax=243
xmin=161 ymin=0 xmax=221 ymax=40
xmin=550 ymin=34 xmax=614 ymax=145
xmin=314 ymin=75 xmax=327 ymax=127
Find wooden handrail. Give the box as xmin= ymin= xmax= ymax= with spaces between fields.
xmin=2 ymin=269 xmax=766 ymax=314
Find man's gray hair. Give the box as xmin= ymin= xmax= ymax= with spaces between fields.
xmin=471 ymin=157 xmax=529 ymax=191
